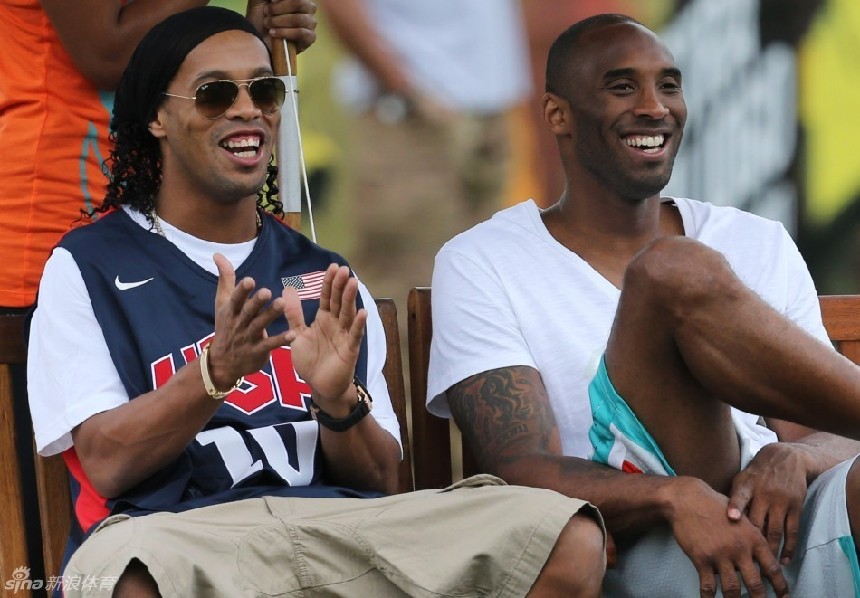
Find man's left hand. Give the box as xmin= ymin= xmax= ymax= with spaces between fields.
xmin=727 ymin=442 xmax=811 ymax=565
xmin=282 ymin=264 xmax=367 ymax=412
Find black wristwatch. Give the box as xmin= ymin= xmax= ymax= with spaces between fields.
xmin=310 ymin=377 xmax=373 ymax=432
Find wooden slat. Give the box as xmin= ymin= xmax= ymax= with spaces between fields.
xmin=374 ymin=298 xmax=413 ymax=493
xmin=0 ymin=315 xmax=26 ymax=364
xmin=35 ymin=453 xmax=71 ymax=581
xmin=408 ymin=288 xmax=454 ymax=489
xmin=0 ymin=315 xmax=31 ymax=598
xmin=820 ymin=295 xmax=860 ymax=364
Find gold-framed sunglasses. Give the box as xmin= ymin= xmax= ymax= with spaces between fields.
xmin=163 ymin=76 xmax=286 ymax=119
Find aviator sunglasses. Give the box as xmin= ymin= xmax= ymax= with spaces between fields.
xmin=163 ymin=76 xmax=287 ymax=119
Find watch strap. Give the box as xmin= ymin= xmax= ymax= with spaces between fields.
xmin=310 ymin=377 xmax=373 ymax=432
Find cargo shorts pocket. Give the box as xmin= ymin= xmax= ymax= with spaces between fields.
xmin=238 ymin=519 xmax=377 ymax=595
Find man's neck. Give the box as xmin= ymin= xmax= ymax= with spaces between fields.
xmin=541 ymin=190 xmax=684 ymax=288
xmin=153 ymin=187 xmax=260 ymax=244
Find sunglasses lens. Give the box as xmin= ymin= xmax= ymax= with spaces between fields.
xmin=192 ymin=78 xmax=286 ymax=118
xmin=249 ymin=77 xmax=286 ymax=114
xmin=195 ymin=81 xmax=239 ymax=119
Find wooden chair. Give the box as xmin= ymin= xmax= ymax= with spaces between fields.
xmin=407 ymin=288 xmax=860 ymax=490
xmin=0 ymin=298 xmax=413 ymax=595
xmin=0 ymin=314 xmax=36 ymax=597
xmin=820 ymin=295 xmax=860 ymax=364
xmin=408 ymin=287 xmax=478 ymax=490
xmin=375 ymin=297 xmax=414 ymax=495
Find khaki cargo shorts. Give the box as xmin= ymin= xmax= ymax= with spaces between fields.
xmin=64 ymin=475 xmax=599 ymax=597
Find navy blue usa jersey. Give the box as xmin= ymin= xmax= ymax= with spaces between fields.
xmin=56 ymin=210 xmax=377 ymax=542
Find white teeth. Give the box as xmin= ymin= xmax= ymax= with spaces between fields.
xmin=624 ymin=134 xmax=665 ymax=148
xmin=224 ymin=137 xmax=260 ymax=149
xmin=234 ymin=150 xmax=255 ymax=158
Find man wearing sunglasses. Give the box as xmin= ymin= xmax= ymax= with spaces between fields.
xmin=26 ymin=7 xmax=607 ymax=597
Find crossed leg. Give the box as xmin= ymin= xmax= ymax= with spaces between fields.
xmin=604 ymin=236 xmax=860 ymax=492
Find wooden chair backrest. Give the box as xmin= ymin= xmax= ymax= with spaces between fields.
xmin=375 ymin=297 xmax=414 ymax=494
xmin=407 ymin=289 xmax=860 ymax=490
xmin=0 ymin=299 xmax=413 ymax=594
xmin=408 ymin=287 xmax=479 ymax=490
xmin=820 ymin=295 xmax=860 ymax=364
xmin=0 ymin=314 xmax=32 ymax=597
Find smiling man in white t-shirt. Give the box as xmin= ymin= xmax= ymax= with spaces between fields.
xmin=429 ymin=13 xmax=860 ymax=598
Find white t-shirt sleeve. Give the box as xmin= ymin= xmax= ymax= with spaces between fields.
xmin=427 ymin=246 xmax=537 ymax=418
xmin=779 ymin=227 xmax=830 ymax=346
xmin=28 ymin=248 xmax=130 ymax=456
xmin=357 ymin=280 xmax=403 ymax=457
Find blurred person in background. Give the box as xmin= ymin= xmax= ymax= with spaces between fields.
xmin=317 ymin=0 xmax=531 ymax=315
xmin=0 ymin=0 xmax=317 ymax=314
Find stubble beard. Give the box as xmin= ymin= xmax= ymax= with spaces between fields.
xmin=201 ymin=154 xmax=270 ymax=205
xmin=577 ymin=136 xmax=676 ymax=202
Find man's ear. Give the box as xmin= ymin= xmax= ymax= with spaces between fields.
xmin=543 ymin=92 xmax=571 ymax=135
xmin=148 ymin=109 xmax=167 ymax=139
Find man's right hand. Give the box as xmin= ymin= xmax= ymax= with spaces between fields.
xmin=208 ymin=253 xmax=290 ymax=390
xmin=668 ymin=477 xmax=789 ymax=598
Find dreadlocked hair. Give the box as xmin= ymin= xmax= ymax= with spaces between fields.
xmin=260 ymin=160 xmax=283 ymax=216
xmin=90 ymin=121 xmax=161 ymax=221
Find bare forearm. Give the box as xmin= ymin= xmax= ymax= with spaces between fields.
xmin=319 ymin=417 xmax=400 ymax=494
xmin=788 ymin=432 xmax=860 ymax=481
xmin=448 ymin=365 xmax=694 ymax=536
xmin=767 ymin=417 xmax=860 ymax=480
xmin=41 ymin=0 xmax=208 ymax=89
xmin=495 ymin=452 xmax=690 ymax=536
xmin=317 ymin=0 xmax=411 ymax=94
xmin=73 ymin=359 xmax=219 ymax=497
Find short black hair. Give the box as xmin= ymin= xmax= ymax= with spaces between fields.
xmin=545 ymin=13 xmax=644 ymax=96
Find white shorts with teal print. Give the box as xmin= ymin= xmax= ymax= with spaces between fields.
xmin=587 ymin=355 xmax=860 ymax=597
xmin=589 ymin=356 xmax=771 ymax=474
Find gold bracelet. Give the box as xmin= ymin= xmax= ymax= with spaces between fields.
xmin=200 ymin=345 xmax=244 ymax=400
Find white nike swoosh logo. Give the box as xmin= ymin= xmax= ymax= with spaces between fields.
xmin=114 ymin=276 xmax=154 ymax=291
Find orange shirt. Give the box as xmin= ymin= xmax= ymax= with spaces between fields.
xmin=0 ymin=0 xmax=112 ymax=307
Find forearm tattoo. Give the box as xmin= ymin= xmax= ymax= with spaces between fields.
xmin=446 ymin=366 xmax=557 ymax=468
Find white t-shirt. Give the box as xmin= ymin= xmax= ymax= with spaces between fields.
xmin=334 ymin=0 xmax=530 ymax=114
xmin=427 ymin=198 xmax=829 ymax=459
xmin=29 ymin=207 xmax=401 ymax=457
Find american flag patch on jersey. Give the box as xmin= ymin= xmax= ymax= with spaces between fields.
xmin=282 ymin=271 xmax=326 ymax=300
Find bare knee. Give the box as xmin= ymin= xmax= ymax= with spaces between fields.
xmin=113 ymin=559 xmax=160 ymax=598
xmin=624 ymin=236 xmax=738 ymax=308
xmin=528 ymin=512 xmax=606 ymax=598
